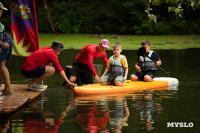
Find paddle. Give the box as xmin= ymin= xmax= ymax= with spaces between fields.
xmin=137 ymin=47 xmax=170 ymax=77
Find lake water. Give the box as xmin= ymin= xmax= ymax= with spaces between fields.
xmin=1 ymin=48 xmax=200 ymax=133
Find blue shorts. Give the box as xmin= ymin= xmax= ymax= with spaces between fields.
xmin=1 ymin=33 xmax=13 ymax=61
xmin=21 ymin=66 xmax=46 ymax=78
xmin=134 ymin=70 xmax=156 ymax=81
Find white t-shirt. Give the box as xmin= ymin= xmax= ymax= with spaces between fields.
xmin=0 ymin=22 xmax=5 ymax=32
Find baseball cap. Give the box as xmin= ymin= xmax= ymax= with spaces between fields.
xmin=100 ymin=39 xmax=109 ymax=48
xmin=51 ymin=41 xmax=64 ymax=51
xmin=0 ymin=2 xmax=8 ymax=10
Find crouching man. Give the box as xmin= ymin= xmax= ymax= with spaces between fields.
xmin=21 ymin=41 xmax=76 ymax=91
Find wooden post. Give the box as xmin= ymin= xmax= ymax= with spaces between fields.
xmin=64 ymin=64 xmax=103 ymax=85
xmin=65 ymin=65 xmax=72 ymax=79
xmin=93 ymin=64 xmax=103 ymax=77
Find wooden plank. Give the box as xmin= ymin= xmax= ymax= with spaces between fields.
xmin=0 ymin=84 xmax=47 ymax=114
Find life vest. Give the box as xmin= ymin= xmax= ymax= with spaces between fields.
xmin=139 ymin=50 xmax=157 ymax=71
xmin=109 ymin=55 xmax=125 ymax=76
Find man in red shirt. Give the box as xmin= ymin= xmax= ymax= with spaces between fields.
xmin=70 ymin=39 xmax=109 ymax=84
xmin=21 ymin=41 xmax=76 ymax=91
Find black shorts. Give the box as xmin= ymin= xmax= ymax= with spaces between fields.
xmin=70 ymin=60 xmax=93 ymax=84
xmin=21 ymin=66 xmax=46 ymax=78
xmin=134 ymin=70 xmax=156 ymax=81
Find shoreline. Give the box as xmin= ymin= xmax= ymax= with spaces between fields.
xmin=38 ymin=34 xmax=200 ymax=50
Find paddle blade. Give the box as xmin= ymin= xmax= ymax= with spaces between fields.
xmin=137 ymin=47 xmax=146 ymax=56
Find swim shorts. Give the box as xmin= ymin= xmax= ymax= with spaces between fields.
xmin=21 ymin=66 xmax=45 ymax=78
xmin=134 ymin=70 xmax=156 ymax=81
xmin=70 ymin=60 xmax=93 ymax=84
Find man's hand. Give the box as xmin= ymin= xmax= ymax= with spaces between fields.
xmin=68 ymin=82 xmax=77 ymax=89
xmin=95 ymin=75 xmax=101 ymax=83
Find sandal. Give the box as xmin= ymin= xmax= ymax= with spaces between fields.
xmin=2 ymin=89 xmax=13 ymax=95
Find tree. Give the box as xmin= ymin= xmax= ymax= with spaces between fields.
xmin=42 ymin=0 xmax=55 ymax=33
xmin=144 ymin=0 xmax=200 ymax=23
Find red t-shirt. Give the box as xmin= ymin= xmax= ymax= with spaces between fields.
xmin=21 ymin=46 xmax=63 ymax=73
xmin=75 ymin=44 xmax=108 ymax=75
xmin=23 ymin=117 xmax=63 ymax=133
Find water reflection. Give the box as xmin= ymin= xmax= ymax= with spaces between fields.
xmin=0 ymin=89 xmax=74 ymax=133
xmin=0 ymin=88 xmax=178 ymax=133
xmin=132 ymin=91 xmax=162 ymax=131
xmin=76 ymin=102 xmax=108 ymax=132
xmin=74 ymin=94 xmax=129 ymax=133
xmin=19 ymin=104 xmax=64 ymax=133
xmin=0 ymin=115 xmax=11 ymax=133
xmin=0 ymin=100 xmax=67 ymax=133
xmin=72 ymin=88 xmax=177 ymax=133
xmin=107 ymin=96 xmax=129 ymax=133
xmin=2 ymin=48 xmax=200 ymax=132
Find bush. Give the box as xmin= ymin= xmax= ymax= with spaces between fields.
xmin=170 ymin=17 xmax=186 ymax=34
xmin=54 ymin=15 xmax=71 ymax=33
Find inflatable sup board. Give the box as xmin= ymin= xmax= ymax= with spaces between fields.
xmin=74 ymin=77 xmax=178 ymax=95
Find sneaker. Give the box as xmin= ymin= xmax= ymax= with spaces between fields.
xmin=28 ymin=85 xmax=46 ymax=92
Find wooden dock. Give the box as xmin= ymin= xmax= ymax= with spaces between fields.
xmin=0 ymin=84 xmax=47 ymax=114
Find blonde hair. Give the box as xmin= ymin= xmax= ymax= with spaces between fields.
xmin=113 ymin=42 xmax=122 ymax=49
xmin=141 ymin=39 xmax=151 ymax=46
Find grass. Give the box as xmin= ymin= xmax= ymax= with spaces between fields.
xmin=38 ymin=34 xmax=200 ymax=50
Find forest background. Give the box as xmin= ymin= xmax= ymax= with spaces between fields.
xmin=1 ymin=0 xmax=200 ymax=35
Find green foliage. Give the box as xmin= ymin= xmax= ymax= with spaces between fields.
xmin=36 ymin=8 xmax=51 ymax=33
xmin=1 ymin=0 xmax=200 ymax=35
xmin=168 ymin=3 xmax=184 ymax=17
xmin=170 ymin=17 xmax=186 ymax=34
xmin=153 ymin=22 xmax=171 ymax=35
xmin=145 ymin=5 xmax=158 ymax=23
xmin=54 ymin=15 xmax=71 ymax=33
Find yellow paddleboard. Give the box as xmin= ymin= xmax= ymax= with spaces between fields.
xmin=74 ymin=77 xmax=178 ymax=95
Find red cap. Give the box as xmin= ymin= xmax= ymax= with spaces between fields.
xmin=100 ymin=39 xmax=109 ymax=48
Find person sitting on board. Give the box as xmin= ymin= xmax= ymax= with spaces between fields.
xmin=21 ymin=41 xmax=76 ymax=91
xmin=69 ymin=39 xmax=109 ymax=85
xmin=100 ymin=42 xmax=128 ymax=86
xmin=0 ymin=2 xmax=13 ymax=95
xmin=130 ymin=39 xmax=162 ymax=82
